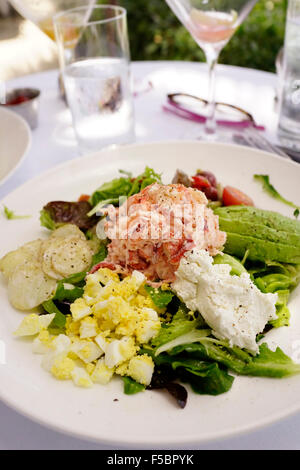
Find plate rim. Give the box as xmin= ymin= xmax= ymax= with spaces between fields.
xmin=0 ymin=140 xmax=300 ymax=447
xmin=0 ymin=139 xmax=299 ymax=204
xmin=0 ymin=107 xmax=31 ymax=187
xmin=1 ymin=373 xmax=300 ymax=448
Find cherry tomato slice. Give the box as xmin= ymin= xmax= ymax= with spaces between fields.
xmin=222 ymin=186 xmax=254 ymax=206
xmin=78 ymin=194 xmax=90 ymax=202
xmin=191 ymin=175 xmax=211 ymax=190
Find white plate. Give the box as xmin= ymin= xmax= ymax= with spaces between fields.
xmin=0 ymin=107 xmax=31 ymax=186
xmin=0 ymin=141 xmax=300 ymax=448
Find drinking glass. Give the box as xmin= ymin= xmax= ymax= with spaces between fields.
xmin=277 ymin=0 xmax=300 ymax=150
xmin=165 ymin=0 xmax=257 ymax=138
xmin=9 ymin=1 xmax=96 ymax=97
xmin=53 ymin=5 xmax=135 ymax=154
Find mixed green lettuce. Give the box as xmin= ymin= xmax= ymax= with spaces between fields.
xmin=91 ymin=243 xmax=108 ymax=267
xmin=142 ymin=299 xmax=300 ymax=399
xmin=54 ymin=282 xmax=84 ymax=304
xmin=41 ymin=201 xmax=98 ymax=232
xmin=123 ymin=376 xmax=146 ymax=394
xmin=88 ymin=167 xmax=162 ymax=216
xmin=144 ymin=285 xmax=174 ymax=309
xmin=152 ymin=305 xmax=206 ymax=350
xmin=40 ymin=209 xmax=58 ymax=230
xmin=247 ymin=260 xmax=300 ymax=328
xmin=3 ymin=206 xmax=31 ymax=220
xmin=148 ymin=349 xmax=234 ymax=396
xmin=254 ymin=174 xmax=300 ymax=217
xmin=42 ymin=299 xmax=66 ymax=330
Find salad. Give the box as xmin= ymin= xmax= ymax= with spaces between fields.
xmin=1 ymin=166 xmax=300 ymax=408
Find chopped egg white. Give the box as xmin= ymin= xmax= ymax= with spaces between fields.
xmin=71 ymin=339 xmax=103 ymax=363
xmin=32 ymin=330 xmax=53 ymax=354
xmin=51 ymin=356 xmax=75 ymax=380
xmin=42 ymin=351 xmax=69 ymax=373
xmin=135 ymin=308 xmax=160 ymax=344
xmin=14 ymin=313 xmax=55 ymax=337
xmin=91 ymin=358 xmax=115 ymax=385
xmin=105 ymin=337 xmax=136 ymax=368
xmin=127 ymin=355 xmax=154 ymax=386
xmin=95 ymin=332 xmax=109 ymax=353
xmin=79 ymin=316 xmax=98 ymax=338
xmin=70 ymin=298 xmax=91 ymax=321
xmin=14 ymin=268 xmax=163 ymax=389
xmin=71 ymin=366 xmax=93 ymax=388
xmin=52 ymin=334 xmax=71 ymax=353
xmin=172 ymin=249 xmax=278 ymax=353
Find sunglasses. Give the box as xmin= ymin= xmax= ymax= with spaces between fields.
xmin=163 ymin=93 xmax=265 ymax=131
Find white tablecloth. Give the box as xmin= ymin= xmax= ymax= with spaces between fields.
xmin=1 ymin=61 xmax=299 ymax=450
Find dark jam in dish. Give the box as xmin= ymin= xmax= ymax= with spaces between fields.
xmin=5 ymin=95 xmax=31 ymax=106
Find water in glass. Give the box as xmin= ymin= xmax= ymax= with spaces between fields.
xmin=64 ymin=57 xmax=134 ymax=152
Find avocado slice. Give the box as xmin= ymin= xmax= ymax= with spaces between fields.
xmin=215 ymin=206 xmax=300 ymax=234
xmin=218 ymin=217 xmax=300 ymax=248
xmin=224 ymin=232 xmax=300 ymax=264
xmin=214 ymin=206 xmax=300 ymax=264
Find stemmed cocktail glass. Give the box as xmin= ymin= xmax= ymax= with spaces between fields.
xmin=165 ymin=0 xmax=257 ymax=138
xmin=9 ymin=0 xmax=96 ymax=40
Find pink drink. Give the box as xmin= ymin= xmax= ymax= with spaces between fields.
xmin=189 ymin=9 xmax=237 ymax=45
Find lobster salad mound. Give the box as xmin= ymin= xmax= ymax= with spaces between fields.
xmin=103 ymin=182 xmax=226 ymax=283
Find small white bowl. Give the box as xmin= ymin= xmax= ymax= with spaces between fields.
xmin=1 ymin=88 xmax=40 ymax=129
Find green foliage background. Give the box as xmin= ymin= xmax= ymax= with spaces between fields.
xmin=98 ymin=0 xmax=287 ymax=72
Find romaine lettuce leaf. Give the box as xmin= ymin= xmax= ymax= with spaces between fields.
xmin=155 ymin=329 xmax=211 ymax=356
xmin=144 ymin=285 xmax=174 ymax=309
xmin=145 ymin=348 xmax=234 ymax=396
xmin=152 ymin=304 xmax=206 ymax=349
xmin=61 ymin=271 xmax=87 ymax=285
xmin=89 ymin=177 xmax=132 ymax=208
xmin=42 ymin=299 xmax=66 ymax=329
xmin=89 ymin=166 xmax=162 ymax=215
xmin=123 ymin=376 xmax=145 ymax=394
xmin=243 ymin=343 xmax=300 ymax=377
xmin=167 ymin=340 xmax=248 ymax=375
xmin=91 ymin=244 xmax=108 ymax=267
xmin=180 ymin=363 xmax=234 ymax=396
xmin=40 ymin=209 xmax=57 ymax=231
xmin=248 ymin=260 xmax=300 ymax=328
xmin=167 ymin=341 xmax=300 ymax=378
xmin=127 ymin=167 xmax=162 ymax=196
xmin=54 ymin=282 xmax=84 ymax=303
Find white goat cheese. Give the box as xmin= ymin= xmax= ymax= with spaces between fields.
xmin=172 ymin=249 xmax=278 ymax=353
